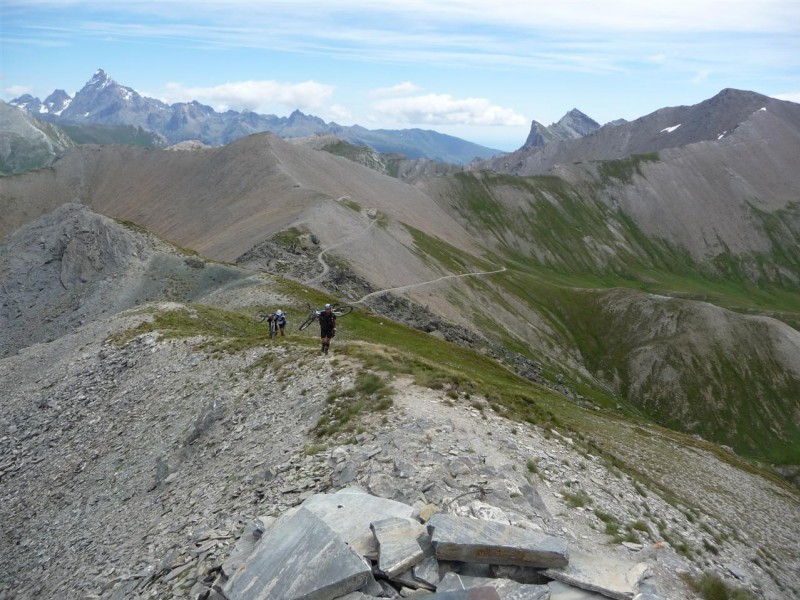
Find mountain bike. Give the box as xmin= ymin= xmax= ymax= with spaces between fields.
xmin=298 ymin=303 xmax=353 ymax=331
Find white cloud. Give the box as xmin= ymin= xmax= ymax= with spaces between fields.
xmin=159 ymin=80 xmax=335 ymax=112
xmin=5 ymin=85 xmax=33 ymax=97
xmin=371 ymin=93 xmax=527 ymax=127
xmin=773 ymin=91 xmax=800 ymax=104
xmin=326 ymin=104 xmax=352 ymax=121
xmin=14 ymin=1 xmax=799 ymax=34
xmin=691 ymin=69 xmax=712 ymax=84
xmin=369 ymin=82 xmax=421 ymax=98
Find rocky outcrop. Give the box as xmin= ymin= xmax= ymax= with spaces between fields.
xmin=214 ymin=489 xmax=652 ymax=600
xmin=0 ymin=203 xmax=252 ymax=358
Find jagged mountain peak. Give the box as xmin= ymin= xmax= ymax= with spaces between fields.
xmin=554 ymin=108 xmax=601 ymax=138
xmin=560 ymin=107 xmax=591 ymax=121
xmin=87 ymin=68 xmax=113 ymax=88
xmin=9 ymin=94 xmax=42 ymax=113
xmin=520 ymin=108 xmax=600 ymax=150
xmin=43 ymin=89 xmax=71 ymax=115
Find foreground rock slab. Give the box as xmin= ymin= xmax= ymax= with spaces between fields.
xmin=371 ymin=516 xmax=427 ymax=577
xmin=425 ymin=589 xmax=502 ymax=599
xmin=438 ymin=572 xmax=550 ymax=599
xmin=223 ymin=507 xmax=370 ymax=600
xmin=302 ymin=487 xmax=415 ymax=558
xmin=543 ymin=549 xmax=650 ymax=600
xmin=548 ymin=580 xmax=608 ymax=598
xmin=428 ymin=513 xmax=569 ymax=568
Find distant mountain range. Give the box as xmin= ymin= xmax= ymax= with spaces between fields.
xmin=10 ymin=69 xmax=510 ymax=164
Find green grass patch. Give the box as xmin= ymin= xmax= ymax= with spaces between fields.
xmin=562 ymin=488 xmax=592 ymax=508
xmin=270 ymin=226 xmax=311 ymax=248
xmin=402 ymin=221 xmax=494 ymax=274
xmin=313 ymin=370 xmax=395 ymax=438
xmin=108 ymin=304 xmax=265 ymax=350
xmin=681 ymin=573 xmax=758 ymax=600
xmin=596 ymin=152 xmax=660 ymax=184
xmin=339 ymin=197 xmax=363 ymax=212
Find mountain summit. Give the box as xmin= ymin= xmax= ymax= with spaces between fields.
xmin=521 ymin=108 xmax=601 ymax=150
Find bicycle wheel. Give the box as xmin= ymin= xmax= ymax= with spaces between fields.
xmin=269 ymin=321 xmax=277 ymax=338
xmin=298 ymin=313 xmax=317 ymax=331
xmin=333 ymin=305 xmax=353 ymax=317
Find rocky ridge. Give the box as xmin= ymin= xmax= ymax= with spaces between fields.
xmin=1 ymin=299 xmax=797 ymax=598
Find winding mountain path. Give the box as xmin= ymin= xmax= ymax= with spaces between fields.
xmin=303 ymin=202 xmax=506 ymax=308
xmin=305 ymin=209 xmax=377 ymax=286
xmin=352 ymin=266 xmax=507 ymax=305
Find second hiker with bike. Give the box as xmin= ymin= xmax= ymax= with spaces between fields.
xmin=319 ymin=304 xmax=337 ymax=355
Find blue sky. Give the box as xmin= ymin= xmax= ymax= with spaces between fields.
xmin=2 ymin=0 xmax=799 ymax=150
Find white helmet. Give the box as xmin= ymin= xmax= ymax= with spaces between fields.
xmin=276 ymin=309 xmax=283 ymax=316
xmin=325 ymin=303 xmax=332 ymax=309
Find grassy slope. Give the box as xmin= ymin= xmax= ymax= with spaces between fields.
xmin=60 ymin=124 xmax=163 ymax=147
xmin=110 ymin=294 xmax=797 ymax=503
xmin=417 ymin=169 xmax=800 ymax=464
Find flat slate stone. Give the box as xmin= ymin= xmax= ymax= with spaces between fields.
xmin=438 ymin=573 xmax=549 ymax=600
xmin=543 ymin=549 xmax=650 ymax=600
xmin=223 ymin=507 xmax=371 ymax=600
xmin=425 ymin=589 xmax=502 ymax=600
xmin=370 ymin=517 xmax=427 ymax=577
xmin=549 ymin=580 xmax=608 ymax=599
xmin=302 ymin=490 xmax=415 ymax=558
xmin=427 ymin=513 xmax=569 ymax=568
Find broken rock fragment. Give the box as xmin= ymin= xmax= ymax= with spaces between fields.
xmin=302 ymin=487 xmax=414 ymax=559
xmin=427 ymin=513 xmax=569 ymax=568
xmin=437 ymin=572 xmax=550 ymax=599
xmin=370 ymin=516 xmax=427 ymax=577
xmin=223 ymin=507 xmax=371 ymax=600
xmin=543 ymin=549 xmax=650 ymax=600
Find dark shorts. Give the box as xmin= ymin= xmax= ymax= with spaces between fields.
xmin=320 ymin=324 xmax=335 ymax=338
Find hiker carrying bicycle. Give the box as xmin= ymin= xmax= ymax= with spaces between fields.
xmin=272 ymin=309 xmax=287 ymax=336
xmin=263 ymin=309 xmax=287 ymax=338
xmin=318 ymin=303 xmax=337 ymax=355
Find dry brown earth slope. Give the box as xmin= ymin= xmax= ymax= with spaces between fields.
xmin=0 ymin=132 xmax=486 ymax=294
